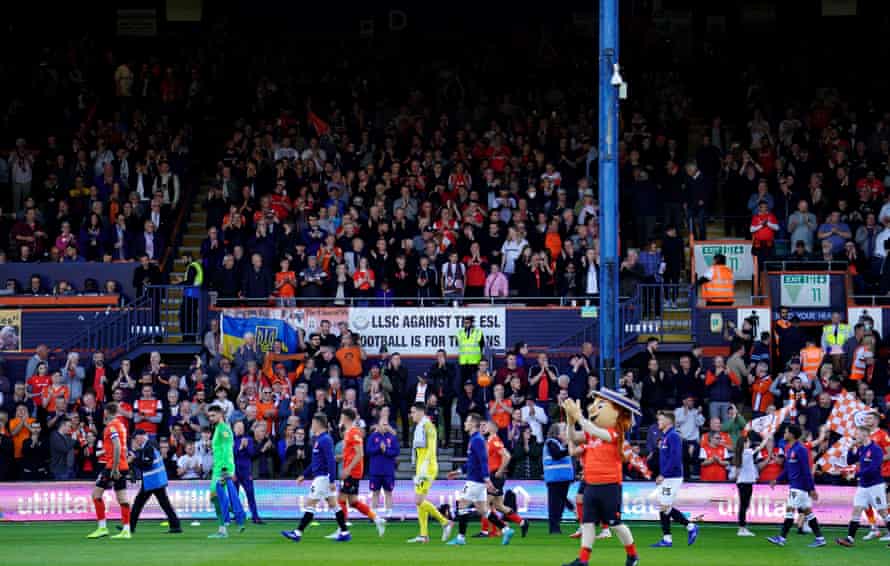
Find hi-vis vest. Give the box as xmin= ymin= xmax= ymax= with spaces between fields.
xmin=799 ymin=345 xmax=824 ymax=379
xmin=543 ymin=438 xmax=574 ymax=483
xmin=457 ymin=327 xmax=483 ymax=365
xmin=702 ymin=264 xmax=734 ymax=303
xmin=141 ymin=445 xmax=169 ymax=491
xmin=850 ymin=346 xmax=870 ymax=381
xmin=185 ymin=261 xmax=204 ymax=298
xmin=821 ymin=323 xmax=850 ymax=349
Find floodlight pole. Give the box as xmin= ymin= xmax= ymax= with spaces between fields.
xmin=598 ymin=0 xmax=621 ymax=389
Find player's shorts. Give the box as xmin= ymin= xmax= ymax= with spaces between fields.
xmin=414 ymin=476 xmax=433 ymax=495
xmin=340 ymin=476 xmax=360 ymax=496
xmin=489 ymin=475 xmax=506 ymax=498
xmin=854 ymin=483 xmax=887 ymax=511
xmin=310 ymin=476 xmax=334 ymax=500
xmin=786 ymin=488 xmax=812 ymax=510
xmin=457 ymin=481 xmax=488 ymax=503
xmin=652 ymin=478 xmax=683 ymax=507
xmin=369 ymin=474 xmax=395 ymax=493
xmin=581 ymin=483 xmax=623 ymax=526
xmin=95 ymin=468 xmax=127 ymax=492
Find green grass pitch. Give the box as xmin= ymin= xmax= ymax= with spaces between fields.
xmin=1 ymin=520 xmax=888 ymax=565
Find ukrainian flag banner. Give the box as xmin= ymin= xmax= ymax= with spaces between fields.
xmin=221 ymin=315 xmax=299 ymax=358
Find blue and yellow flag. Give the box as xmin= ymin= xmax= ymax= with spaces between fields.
xmin=221 ymin=315 xmax=299 ymax=358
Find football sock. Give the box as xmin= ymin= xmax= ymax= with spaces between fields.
xmin=352 ymin=500 xmax=376 ymax=520
xmin=94 ymin=498 xmax=106 ymax=527
xmin=579 ymin=547 xmax=591 ymax=562
xmin=120 ymin=503 xmax=131 ymax=527
xmin=848 ymin=520 xmax=860 ymax=540
xmin=418 ymin=504 xmax=430 ymax=537
xmin=335 ymin=509 xmax=348 ymax=532
xmin=780 ymin=516 xmax=794 ymax=538
xmin=576 ymin=501 xmax=583 ymax=523
xmin=298 ymin=510 xmax=314 ymax=532
xmin=487 ymin=512 xmax=506 ymax=530
xmin=339 ymin=500 xmax=349 ymax=521
xmin=625 ymin=543 xmax=638 ymax=558
xmin=659 ymin=511 xmax=671 ymax=535
xmin=420 ymin=501 xmax=448 ymax=525
xmin=670 ymin=508 xmax=689 ymax=526
xmin=505 ymin=512 xmax=523 ymax=524
xmin=480 ymin=516 xmax=490 ymax=534
xmin=806 ymin=514 xmax=823 ymax=538
xmin=864 ymin=507 xmax=876 ymax=525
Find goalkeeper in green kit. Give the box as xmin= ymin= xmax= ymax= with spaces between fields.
xmin=207 ymin=404 xmax=246 ymax=538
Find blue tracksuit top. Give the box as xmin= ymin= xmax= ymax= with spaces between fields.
xmin=658 ymin=427 xmax=684 ymax=479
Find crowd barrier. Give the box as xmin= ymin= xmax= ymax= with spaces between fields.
xmin=1 ymin=480 xmax=858 ymax=525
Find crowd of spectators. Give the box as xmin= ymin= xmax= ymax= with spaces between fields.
xmin=1 ymin=48 xmax=200 ymax=297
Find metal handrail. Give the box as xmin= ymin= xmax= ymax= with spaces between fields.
xmin=51 ymin=295 xmax=156 ymax=361
xmin=212 ymin=295 xmax=597 ymax=308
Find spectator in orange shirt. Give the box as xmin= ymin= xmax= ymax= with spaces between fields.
xmin=700 ymin=417 xmax=733 ymax=451
xmin=749 ymin=362 xmax=774 ymax=417
xmin=43 ymin=371 xmax=70 ymax=413
xmin=488 ymin=384 xmax=513 ymax=436
xmin=9 ymin=404 xmax=36 ymax=468
xmin=336 ymin=333 xmax=365 ymax=386
xmin=699 ymin=432 xmax=731 ymax=481
xmin=255 ymin=387 xmax=279 ymax=436
xmin=274 ymin=257 xmax=297 ymax=305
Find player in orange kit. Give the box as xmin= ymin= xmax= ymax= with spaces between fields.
xmin=326 ymin=408 xmax=387 ymax=540
xmin=562 ymin=391 xmax=640 ymax=566
xmin=478 ymin=419 xmax=529 ymax=538
xmin=86 ymin=402 xmax=132 ymax=539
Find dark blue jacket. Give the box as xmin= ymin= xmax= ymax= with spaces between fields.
xmin=777 ymin=441 xmax=814 ymax=492
xmin=367 ymin=431 xmax=399 ymax=477
xmin=658 ymin=427 xmax=683 ymax=479
xmin=463 ymin=431 xmax=490 ymax=483
xmin=234 ymin=434 xmax=256 ymax=478
xmin=306 ymin=432 xmax=336 ymax=482
xmin=848 ymin=442 xmax=884 ymax=488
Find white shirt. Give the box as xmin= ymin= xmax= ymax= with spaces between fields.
xmin=177 ymin=453 xmax=202 ymax=479
xmin=736 ymin=447 xmax=758 ymax=484
xmin=586 ymin=264 xmax=598 ymax=294
xmin=674 ymin=406 xmax=705 ymax=441
xmin=414 ymin=382 xmax=428 ymax=403
xmin=520 ymin=404 xmax=548 ymax=443
xmin=501 ymin=239 xmax=527 ymax=274
xmin=875 ymin=228 xmax=890 ymax=258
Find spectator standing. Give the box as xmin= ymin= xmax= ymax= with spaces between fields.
xmin=455 ymin=315 xmax=485 ymax=385
xmin=528 ymin=353 xmax=558 ymax=412
xmin=750 ymin=200 xmax=779 ymax=269
xmin=787 ymin=199 xmax=818 ymax=253
xmin=699 ymin=432 xmax=730 ymax=482
xmin=520 ymin=397 xmax=548 ymax=443
xmin=733 ymin=435 xmax=759 ymax=537
xmin=705 ymin=356 xmax=741 ymax=422
xmin=674 ymin=395 xmax=705 ymax=478
xmin=685 ymin=162 xmax=710 ymax=240
xmin=49 ymin=417 xmax=77 ymax=480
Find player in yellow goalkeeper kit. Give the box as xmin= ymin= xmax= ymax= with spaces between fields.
xmin=406 ymin=402 xmax=455 ymax=543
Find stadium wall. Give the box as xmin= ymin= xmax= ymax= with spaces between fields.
xmin=0 ymin=480 xmax=858 ymax=525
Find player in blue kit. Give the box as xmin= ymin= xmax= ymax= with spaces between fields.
xmin=446 ymin=413 xmax=514 ymax=546
xmin=767 ymin=424 xmax=826 ymax=548
xmin=836 ymin=425 xmax=890 ymax=547
xmin=651 ymin=411 xmax=698 ymax=547
xmin=281 ymin=413 xmax=351 ymax=543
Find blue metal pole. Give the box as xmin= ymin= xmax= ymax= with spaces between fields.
xmin=598 ymin=0 xmax=620 ymax=389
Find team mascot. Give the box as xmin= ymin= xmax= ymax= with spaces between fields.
xmin=562 ymin=389 xmax=641 ymax=566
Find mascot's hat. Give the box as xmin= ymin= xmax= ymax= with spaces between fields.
xmin=592 ymin=387 xmax=642 ymax=416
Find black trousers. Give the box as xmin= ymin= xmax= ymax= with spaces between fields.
xmin=131 ymin=486 xmax=181 ymax=532
xmin=737 ymin=483 xmax=753 ymax=527
xmin=546 ymin=480 xmax=572 ymax=534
